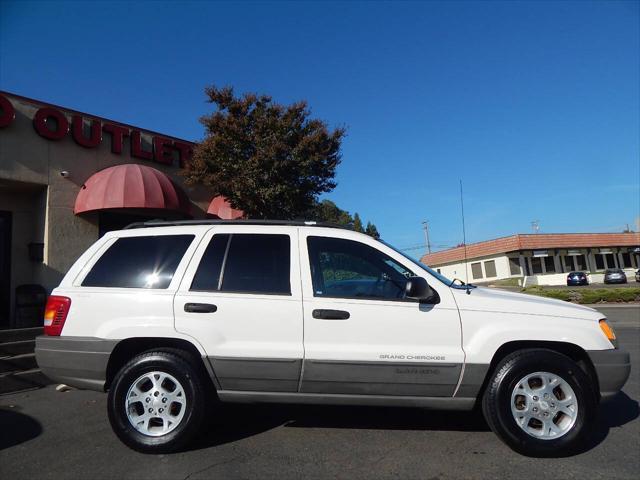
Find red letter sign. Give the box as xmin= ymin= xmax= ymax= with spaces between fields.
xmin=33 ymin=107 xmax=69 ymax=140
xmin=102 ymin=123 xmax=129 ymax=154
xmin=131 ymin=130 xmax=153 ymax=160
xmin=0 ymin=94 xmax=15 ymax=128
xmin=153 ymin=136 xmax=174 ymax=165
xmin=72 ymin=115 xmax=102 ymax=148
xmin=173 ymin=141 xmax=193 ymax=168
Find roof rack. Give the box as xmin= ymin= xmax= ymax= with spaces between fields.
xmin=123 ymin=219 xmax=353 ymax=230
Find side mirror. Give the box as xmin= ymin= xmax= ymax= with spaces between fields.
xmin=405 ymin=276 xmax=436 ymax=302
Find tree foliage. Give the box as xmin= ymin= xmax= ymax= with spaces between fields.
xmin=353 ymin=213 xmax=364 ymax=233
xmin=365 ymin=221 xmax=380 ymax=239
xmin=184 ymin=85 xmax=346 ymax=219
xmin=308 ymin=200 xmax=380 ymax=239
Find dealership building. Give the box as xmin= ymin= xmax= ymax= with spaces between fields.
xmin=0 ymin=91 xmax=243 ymax=329
xmin=421 ymin=232 xmax=640 ymax=286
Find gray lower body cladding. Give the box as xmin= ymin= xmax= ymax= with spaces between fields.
xmin=300 ymin=359 xmax=462 ymax=396
xmin=209 ymin=357 xmax=302 ymax=392
xmin=209 ymin=357 xmax=466 ymax=397
xmin=587 ymin=348 xmax=631 ymax=400
xmin=35 ymin=335 xmax=117 ymax=391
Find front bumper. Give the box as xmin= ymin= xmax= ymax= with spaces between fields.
xmin=587 ymin=349 xmax=631 ymax=400
xmin=35 ymin=336 xmax=118 ymax=391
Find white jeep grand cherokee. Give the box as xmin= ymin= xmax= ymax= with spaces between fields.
xmin=36 ymin=220 xmax=630 ymax=456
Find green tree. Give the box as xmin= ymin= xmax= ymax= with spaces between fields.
xmin=308 ymin=200 xmax=381 ymax=238
xmin=185 ymin=85 xmax=346 ymax=219
xmin=310 ymin=199 xmax=352 ymax=225
xmin=365 ymin=221 xmax=380 ymax=239
xmin=353 ymin=213 xmax=364 ymax=233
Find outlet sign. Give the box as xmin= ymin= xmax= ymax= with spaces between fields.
xmin=0 ymin=92 xmax=193 ymax=168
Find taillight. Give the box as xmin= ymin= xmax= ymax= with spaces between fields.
xmin=44 ymin=296 xmax=71 ymax=336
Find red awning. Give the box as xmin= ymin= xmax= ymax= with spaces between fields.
xmin=207 ymin=195 xmax=244 ymax=220
xmin=74 ymin=164 xmax=191 ymax=216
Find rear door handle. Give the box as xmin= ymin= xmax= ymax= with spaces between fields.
xmin=184 ymin=303 xmax=217 ymax=313
xmin=312 ymin=309 xmax=350 ymax=320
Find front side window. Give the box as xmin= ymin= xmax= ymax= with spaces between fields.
xmin=191 ymin=233 xmax=291 ymax=295
xmin=82 ymin=235 xmax=194 ymax=289
xmin=307 ymin=236 xmax=414 ymax=300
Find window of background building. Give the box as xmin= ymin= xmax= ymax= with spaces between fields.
xmin=531 ymin=257 xmax=543 ymax=274
xmin=484 ymin=260 xmax=497 ymax=278
xmin=621 ymin=253 xmax=631 ymax=268
xmin=576 ymin=255 xmax=587 ymax=271
xmin=509 ymin=257 xmax=521 ymax=275
xmin=563 ymin=256 xmax=574 ymax=272
xmin=595 ymin=254 xmax=605 ymax=270
xmin=543 ymin=256 xmax=556 ymax=273
xmin=605 ymin=253 xmax=617 ymax=269
xmin=82 ymin=235 xmax=194 ymax=289
xmin=471 ymin=262 xmax=483 ymax=279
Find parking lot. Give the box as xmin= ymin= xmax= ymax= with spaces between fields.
xmin=1 ymin=305 xmax=638 ymax=480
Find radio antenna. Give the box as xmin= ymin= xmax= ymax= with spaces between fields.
xmin=460 ymin=179 xmax=470 ymax=293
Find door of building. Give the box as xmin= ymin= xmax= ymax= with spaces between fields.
xmin=0 ymin=211 xmax=11 ymax=329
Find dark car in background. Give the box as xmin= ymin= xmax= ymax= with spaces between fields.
xmin=566 ymin=271 xmax=588 ymax=286
xmin=604 ymin=268 xmax=627 ymax=284
xmin=635 ymin=269 xmax=640 ymax=282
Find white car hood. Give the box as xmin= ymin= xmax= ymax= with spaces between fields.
xmin=452 ymin=286 xmax=602 ymax=321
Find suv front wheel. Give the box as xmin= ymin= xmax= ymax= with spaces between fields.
xmin=482 ymin=348 xmax=597 ymax=457
xmin=107 ymin=350 xmax=206 ymax=453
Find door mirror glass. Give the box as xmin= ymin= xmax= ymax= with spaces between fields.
xmin=405 ymin=276 xmax=435 ymax=302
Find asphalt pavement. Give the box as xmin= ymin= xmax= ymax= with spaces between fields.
xmin=1 ymin=306 xmax=638 ymax=480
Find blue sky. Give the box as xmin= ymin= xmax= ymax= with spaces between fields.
xmin=1 ymin=0 xmax=638 ymax=253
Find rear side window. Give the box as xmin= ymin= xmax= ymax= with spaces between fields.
xmin=191 ymin=234 xmax=291 ymax=295
xmin=82 ymin=235 xmax=194 ymax=289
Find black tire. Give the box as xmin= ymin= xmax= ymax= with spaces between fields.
xmin=482 ymin=348 xmax=597 ymax=457
xmin=107 ymin=350 xmax=206 ymax=453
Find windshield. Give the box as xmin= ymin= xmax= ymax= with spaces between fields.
xmin=378 ymin=239 xmax=475 ymax=289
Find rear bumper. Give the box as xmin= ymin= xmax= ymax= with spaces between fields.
xmin=587 ymin=349 xmax=631 ymax=401
xmin=35 ymin=336 xmax=118 ymax=392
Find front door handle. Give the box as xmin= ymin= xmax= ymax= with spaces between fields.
xmin=312 ymin=309 xmax=350 ymax=320
xmin=184 ymin=303 xmax=217 ymax=313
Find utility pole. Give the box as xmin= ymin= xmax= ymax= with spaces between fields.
xmin=531 ymin=220 xmax=540 ymax=234
xmin=422 ymin=221 xmax=431 ymax=254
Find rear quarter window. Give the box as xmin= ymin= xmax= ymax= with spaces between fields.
xmin=81 ymin=235 xmax=194 ymax=289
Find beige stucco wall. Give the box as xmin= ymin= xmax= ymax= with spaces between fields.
xmin=0 ymin=92 xmax=213 ymax=324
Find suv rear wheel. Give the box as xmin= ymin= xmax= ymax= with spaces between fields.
xmin=482 ymin=348 xmax=597 ymax=457
xmin=107 ymin=350 xmax=206 ymax=453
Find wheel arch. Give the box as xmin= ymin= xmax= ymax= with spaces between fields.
xmin=475 ymin=340 xmax=600 ymax=404
xmin=105 ymin=337 xmax=219 ymax=391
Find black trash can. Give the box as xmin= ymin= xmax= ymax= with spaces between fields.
xmin=15 ymin=284 xmax=47 ymax=329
